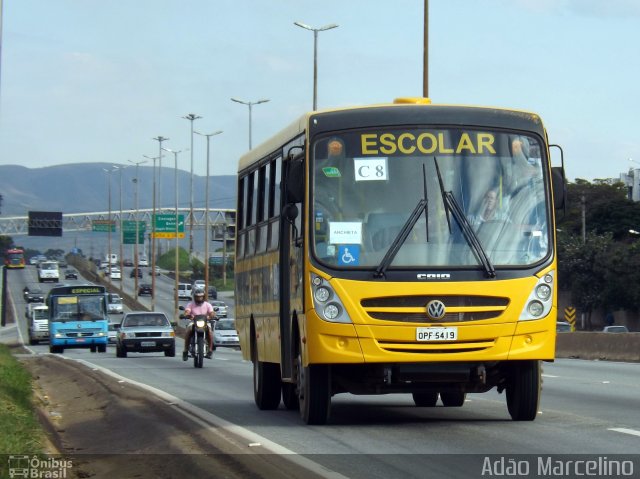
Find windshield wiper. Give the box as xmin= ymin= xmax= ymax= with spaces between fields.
xmin=434 ymin=158 xmax=496 ymax=278
xmin=374 ymin=198 xmax=427 ymax=278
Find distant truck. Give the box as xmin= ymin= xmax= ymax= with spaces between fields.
xmin=28 ymin=305 xmax=49 ymax=345
xmin=38 ymin=261 xmax=60 ymax=283
xmin=105 ymin=253 xmax=118 ymax=265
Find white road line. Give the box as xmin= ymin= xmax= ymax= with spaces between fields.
xmin=542 ymin=374 xmax=559 ymax=378
xmin=72 ymin=357 xmax=350 ymax=479
xmin=609 ymin=428 xmax=640 ymax=438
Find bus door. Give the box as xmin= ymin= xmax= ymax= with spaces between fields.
xmin=279 ymin=150 xmax=305 ymax=379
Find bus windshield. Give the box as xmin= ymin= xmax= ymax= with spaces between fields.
xmin=311 ymin=128 xmax=550 ymax=269
xmin=50 ymin=295 xmax=107 ymax=322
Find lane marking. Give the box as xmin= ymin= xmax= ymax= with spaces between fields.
xmin=609 ymin=428 xmax=640 ymax=438
xmin=72 ymin=357 xmax=350 ymax=479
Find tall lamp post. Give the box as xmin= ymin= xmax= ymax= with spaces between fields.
xmin=116 ymin=165 xmax=128 ymax=295
xmin=162 ymin=147 xmax=183 ymax=318
xmin=195 ymin=129 xmax=223 ymax=297
xmin=230 ymin=98 xmax=269 ymax=149
xmin=144 ymin=154 xmax=159 ymax=311
xmin=102 ymin=167 xmax=116 ymax=283
xmin=128 ymin=159 xmax=147 ymax=297
xmin=293 ymin=21 xmax=338 ymax=111
xmin=153 ymin=136 xmax=169 ymax=255
xmin=182 ymin=114 xmax=201 ymax=258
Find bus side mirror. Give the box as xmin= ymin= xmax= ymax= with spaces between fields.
xmin=283 ymin=203 xmax=299 ymax=222
xmin=285 ymin=155 xmax=304 ymax=204
xmin=551 ymin=166 xmax=566 ymax=210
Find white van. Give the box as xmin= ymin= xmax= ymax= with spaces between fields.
xmin=177 ymin=283 xmax=192 ymax=300
xmin=38 ymin=261 xmax=59 ymax=283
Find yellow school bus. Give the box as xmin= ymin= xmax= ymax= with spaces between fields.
xmin=235 ymin=98 xmax=565 ymax=424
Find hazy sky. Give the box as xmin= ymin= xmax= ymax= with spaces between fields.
xmin=1 ymin=0 xmax=639 ymax=181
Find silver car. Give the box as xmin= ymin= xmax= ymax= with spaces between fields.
xmin=115 ymin=312 xmax=176 ymax=358
xmin=213 ymin=318 xmax=240 ymax=348
xmin=211 ymin=300 xmax=228 ymax=318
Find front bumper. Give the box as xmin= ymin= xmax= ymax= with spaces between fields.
xmin=121 ymin=338 xmax=175 ymax=352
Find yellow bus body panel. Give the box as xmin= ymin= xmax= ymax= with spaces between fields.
xmin=304 ymin=271 xmax=556 ymax=365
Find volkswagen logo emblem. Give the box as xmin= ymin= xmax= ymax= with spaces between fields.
xmin=426 ymin=300 xmax=446 ymax=320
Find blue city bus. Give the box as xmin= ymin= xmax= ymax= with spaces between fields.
xmin=47 ymin=284 xmax=109 ymax=354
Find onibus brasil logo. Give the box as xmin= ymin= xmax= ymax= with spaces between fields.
xmin=8 ymin=455 xmax=73 ymax=478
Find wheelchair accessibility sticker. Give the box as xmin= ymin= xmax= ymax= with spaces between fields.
xmin=338 ymin=245 xmax=360 ymax=266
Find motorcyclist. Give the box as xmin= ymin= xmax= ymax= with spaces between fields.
xmin=182 ymin=288 xmax=216 ymax=361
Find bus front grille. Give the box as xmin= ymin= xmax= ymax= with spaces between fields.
xmin=361 ymin=295 xmax=509 ymax=324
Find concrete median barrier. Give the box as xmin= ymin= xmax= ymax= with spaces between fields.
xmin=556 ymin=332 xmax=640 ymax=362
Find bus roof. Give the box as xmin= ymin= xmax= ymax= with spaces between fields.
xmin=238 ymin=100 xmax=545 ymax=173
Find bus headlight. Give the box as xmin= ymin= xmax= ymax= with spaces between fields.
xmin=314 ymin=287 xmax=331 ymax=303
xmin=519 ymin=271 xmax=554 ymax=321
xmin=527 ymin=301 xmax=544 ymax=317
xmin=311 ymin=273 xmax=352 ymax=324
xmin=535 ymin=284 xmax=551 ymax=301
xmin=324 ymin=303 xmax=341 ymax=320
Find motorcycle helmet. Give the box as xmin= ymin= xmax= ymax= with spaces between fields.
xmin=193 ymin=288 xmax=205 ymax=305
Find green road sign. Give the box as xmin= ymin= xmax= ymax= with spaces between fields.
xmin=122 ymin=220 xmax=146 ymax=245
xmin=153 ymin=214 xmax=185 ymax=239
xmin=92 ymin=220 xmax=116 ymax=232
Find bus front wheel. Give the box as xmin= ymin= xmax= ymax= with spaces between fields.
xmin=506 ymin=360 xmax=541 ymax=421
xmin=297 ymin=345 xmax=331 ymax=425
xmin=252 ymin=338 xmax=281 ymax=410
xmin=49 ymin=346 xmax=63 ymax=354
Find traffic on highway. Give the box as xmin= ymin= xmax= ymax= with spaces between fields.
xmin=2 ymin=262 xmax=639 ymax=479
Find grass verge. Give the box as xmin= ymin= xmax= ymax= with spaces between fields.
xmin=0 ymin=344 xmax=44 ymax=456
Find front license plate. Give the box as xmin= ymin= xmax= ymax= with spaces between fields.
xmin=140 ymin=341 xmax=156 ymax=347
xmin=416 ymin=327 xmax=458 ymax=341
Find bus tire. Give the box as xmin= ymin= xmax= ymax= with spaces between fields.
xmin=282 ymin=382 xmax=299 ymax=410
xmin=97 ymin=344 xmax=107 ymax=353
xmin=506 ymin=360 xmax=540 ymax=421
xmin=49 ymin=346 xmax=63 ymax=354
xmin=253 ymin=361 xmax=281 ymax=410
xmin=440 ymin=391 xmax=466 ymax=407
xmin=297 ymin=347 xmax=331 ymax=425
xmin=412 ymin=391 xmax=438 ymax=407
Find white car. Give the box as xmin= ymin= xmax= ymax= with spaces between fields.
xmin=138 ymin=257 xmax=149 ymax=267
xmin=108 ymin=294 xmax=123 ymax=314
xmin=109 ymin=267 xmax=122 ymax=280
xmin=213 ymin=319 xmax=240 ymax=348
xmin=211 ymin=300 xmax=228 ymax=318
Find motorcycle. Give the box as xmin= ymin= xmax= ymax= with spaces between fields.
xmin=179 ymin=307 xmax=212 ymax=368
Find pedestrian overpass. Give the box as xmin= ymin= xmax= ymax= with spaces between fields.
xmin=0 ymin=208 xmax=236 ymax=239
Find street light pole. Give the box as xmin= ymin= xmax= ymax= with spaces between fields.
xmin=128 ymin=159 xmax=147 ymax=297
xmin=153 ymin=136 xmax=169 ymax=255
xmin=162 ymin=147 xmax=183 ymax=318
xmin=116 ymin=165 xmax=128 ymax=295
xmin=195 ymin=129 xmax=223 ymax=298
xmin=182 ymin=114 xmax=201 ymax=258
xmin=144 ymin=154 xmax=159 ymax=311
xmin=230 ymin=98 xmax=269 ymax=149
xmin=102 ymin=167 xmax=116 ymax=284
xmin=294 ymin=21 xmax=339 ymax=111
